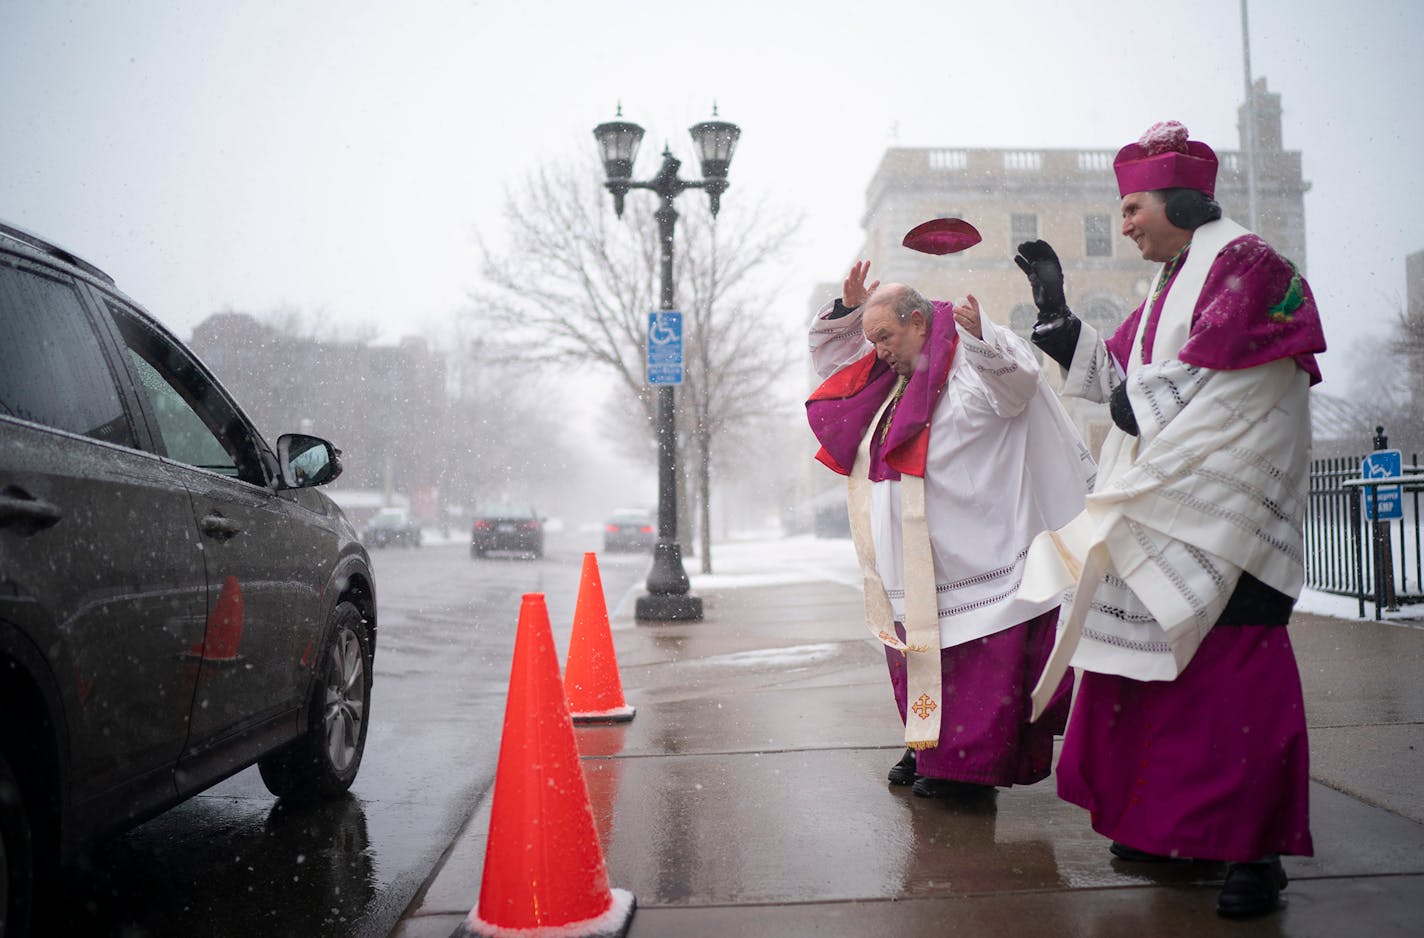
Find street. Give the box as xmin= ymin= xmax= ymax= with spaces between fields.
xmin=41 ymin=529 xmax=649 ymax=937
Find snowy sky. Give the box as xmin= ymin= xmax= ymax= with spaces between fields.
xmin=3 ymin=0 xmax=1422 ymax=397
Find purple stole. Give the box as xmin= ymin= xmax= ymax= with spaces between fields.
xmin=805 ymin=300 xmax=959 ymax=479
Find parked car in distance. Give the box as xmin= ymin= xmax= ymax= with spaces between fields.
xmin=603 ymin=507 xmax=657 ymax=552
xmin=362 ymin=506 xmax=422 ymax=548
xmin=471 ymin=502 xmax=544 ymax=558
xmin=0 ymin=220 xmax=377 ymax=937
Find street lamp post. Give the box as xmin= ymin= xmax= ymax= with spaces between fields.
xmin=594 ymin=108 xmax=740 ymax=622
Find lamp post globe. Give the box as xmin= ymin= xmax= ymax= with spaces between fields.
xmin=592 ymin=107 xmax=740 ymax=622
xmin=593 ymin=113 xmax=644 ymax=218
xmin=688 ymin=113 xmax=740 ymax=216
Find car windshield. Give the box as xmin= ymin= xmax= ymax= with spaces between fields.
xmin=370 ymin=510 xmax=405 ymax=526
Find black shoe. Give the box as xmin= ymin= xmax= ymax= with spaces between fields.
xmin=1109 ymin=841 xmax=1179 ymax=863
xmin=910 ymin=776 xmax=995 ymax=799
xmin=1216 ymin=856 xmax=1287 ymax=918
xmin=888 ymin=748 xmax=917 ymax=786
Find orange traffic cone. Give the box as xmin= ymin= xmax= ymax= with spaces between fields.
xmin=189 ymin=575 xmax=244 ymax=661
xmin=564 ymin=553 xmax=635 ymax=724
xmin=458 ymin=593 xmax=635 ymax=938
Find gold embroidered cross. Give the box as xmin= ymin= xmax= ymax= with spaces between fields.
xmin=911 ymin=693 xmax=938 ymax=721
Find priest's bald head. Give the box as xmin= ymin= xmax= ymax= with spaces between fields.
xmin=861 ymin=283 xmax=934 ymax=377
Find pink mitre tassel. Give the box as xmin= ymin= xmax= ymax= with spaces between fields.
xmin=1137 ymin=120 xmax=1190 ymax=155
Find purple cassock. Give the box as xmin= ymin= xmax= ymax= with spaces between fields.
xmin=886 ymin=611 xmax=1070 ymax=786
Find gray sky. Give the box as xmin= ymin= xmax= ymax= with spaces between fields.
xmin=3 ymin=0 xmax=1421 ymax=397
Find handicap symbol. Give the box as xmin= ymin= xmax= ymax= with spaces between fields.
xmin=650 ymin=317 xmax=679 ymax=346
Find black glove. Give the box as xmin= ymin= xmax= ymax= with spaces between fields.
xmin=1014 ymin=240 xmax=1070 ymax=321
xmin=1016 ymin=240 xmax=1080 ymax=369
xmin=1109 ymin=381 xmax=1139 ymax=436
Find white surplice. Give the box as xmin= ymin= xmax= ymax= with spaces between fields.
xmin=810 ymin=303 xmax=1095 ymax=650
xmin=1018 ymin=218 xmax=1314 ymax=717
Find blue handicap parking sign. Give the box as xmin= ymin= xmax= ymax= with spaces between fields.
xmin=1361 ymin=449 xmax=1403 ymax=521
xmin=647 ymin=311 xmax=683 ymax=385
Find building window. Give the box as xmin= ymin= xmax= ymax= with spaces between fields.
xmin=1085 ymin=214 xmax=1112 ymax=257
xmin=929 ymin=149 xmax=967 ymax=171
xmin=1011 ymin=213 xmax=1037 ymax=248
xmin=1077 ymin=151 xmax=1113 ymax=172
xmin=1003 ymin=151 xmax=1043 ymax=172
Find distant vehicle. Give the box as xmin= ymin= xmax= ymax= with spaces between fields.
xmin=603 ymin=508 xmax=657 ymax=553
xmin=0 ymin=220 xmax=377 ymax=937
xmin=471 ymin=502 xmax=544 ymax=558
xmin=362 ymin=507 xmax=422 ymax=548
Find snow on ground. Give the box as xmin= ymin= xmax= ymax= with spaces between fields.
xmin=1294 ymin=587 xmax=1368 ymax=619
xmin=410 ymin=524 xmax=1415 ymax=628
xmin=693 ymin=533 xmax=1422 ymax=628
xmin=688 ymin=534 xmax=860 ymax=591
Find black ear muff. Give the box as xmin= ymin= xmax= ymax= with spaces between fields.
xmin=1164 ymin=189 xmax=1223 ymax=229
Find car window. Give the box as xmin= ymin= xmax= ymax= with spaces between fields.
xmin=124 ymin=350 xmax=239 ymax=476
xmin=0 ymin=260 xmax=136 ymax=446
xmin=108 ymin=302 xmax=267 ymax=485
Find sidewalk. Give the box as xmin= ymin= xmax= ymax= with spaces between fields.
xmin=391 ymin=538 xmax=1424 ymax=938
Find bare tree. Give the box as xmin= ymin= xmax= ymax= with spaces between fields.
xmin=440 ymin=330 xmax=582 ymax=515
xmin=1336 ymin=290 xmax=1424 ymax=454
xmin=467 ymin=152 xmax=802 ymax=571
xmin=676 ymin=205 xmax=803 ymax=569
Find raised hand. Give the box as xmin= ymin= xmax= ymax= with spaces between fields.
xmin=953 ymin=294 xmax=983 ymax=340
xmin=1013 ymin=240 xmax=1069 ymax=321
xmin=843 ymin=260 xmax=880 ymax=309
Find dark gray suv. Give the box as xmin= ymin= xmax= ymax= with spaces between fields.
xmin=0 ymin=221 xmax=377 ymax=936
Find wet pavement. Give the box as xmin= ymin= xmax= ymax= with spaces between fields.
xmin=36 ymin=536 xmax=646 ymax=938
xmin=391 ymin=574 xmax=1424 ymax=937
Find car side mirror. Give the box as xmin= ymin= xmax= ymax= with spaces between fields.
xmin=276 ymin=433 xmax=342 ymax=489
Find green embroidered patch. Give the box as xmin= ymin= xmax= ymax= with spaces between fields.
xmin=1267 ymin=260 xmax=1304 ymax=322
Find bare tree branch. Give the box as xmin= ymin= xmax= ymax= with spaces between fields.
xmin=464 ymin=151 xmax=805 ymax=568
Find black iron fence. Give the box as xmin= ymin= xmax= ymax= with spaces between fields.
xmin=1304 ymin=446 xmax=1424 ymax=618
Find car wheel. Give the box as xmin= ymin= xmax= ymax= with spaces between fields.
xmin=259 ymin=601 xmax=372 ymax=802
xmin=1 ymin=750 xmax=35 ymax=938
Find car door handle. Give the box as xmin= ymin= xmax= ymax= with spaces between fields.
xmin=199 ymin=513 xmax=243 ymax=541
xmin=0 ymin=487 xmax=63 ymax=535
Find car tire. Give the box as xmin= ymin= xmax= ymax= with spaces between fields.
xmin=258 ymin=601 xmax=372 ymax=803
xmin=1 ymin=750 xmax=35 ymax=938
